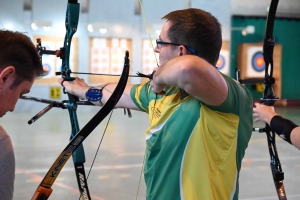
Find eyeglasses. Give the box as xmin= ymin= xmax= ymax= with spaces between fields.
xmin=156 ymin=39 xmax=196 ymax=54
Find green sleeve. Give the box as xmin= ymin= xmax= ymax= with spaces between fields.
xmin=130 ymin=81 xmax=152 ymax=113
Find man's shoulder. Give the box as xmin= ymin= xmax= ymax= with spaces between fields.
xmin=0 ymin=125 xmax=10 ymax=141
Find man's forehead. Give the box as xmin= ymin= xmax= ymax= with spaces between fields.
xmin=160 ymin=22 xmax=171 ymax=39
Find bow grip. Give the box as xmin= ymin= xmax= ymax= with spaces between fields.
xmin=31 ymin=186 xmax=53 ymax=200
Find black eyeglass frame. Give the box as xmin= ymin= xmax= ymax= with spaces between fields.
xmin=156 ymin=39 xmax=196 ymax=54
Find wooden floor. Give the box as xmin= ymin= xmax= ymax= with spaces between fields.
xmin=1 ymin=102 xmax=300 ymax=200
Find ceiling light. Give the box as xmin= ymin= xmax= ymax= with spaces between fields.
xmin=87 ymin=24 xmax=94 ymax=32
xmin=99 ymin=28 xmax=107 ymax=34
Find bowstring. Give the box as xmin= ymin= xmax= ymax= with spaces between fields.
xmin=79 ymin=1 xmax=159 ymax=198
xmin=79 ymin=110 xmax=114 ymax=200
xmin=86 ymin=110 xmax=114 ymax=181
xmin=135 ymin=148 xmax=146 ymax=200
xmin=136 ymin=0 xmax=160 ymax=199
xmin=78 ymin=52 xmax=128 ymax=199
xmin=137 ymin=0 xmax=159 ymax=66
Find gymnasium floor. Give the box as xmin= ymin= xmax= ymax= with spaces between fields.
xmin=1 ymin=103 xmax=300 ymax=200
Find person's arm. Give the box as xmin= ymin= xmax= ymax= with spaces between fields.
xmin=57 ymin=78 xmax=140 ymax=110
xmin=253 ymin=102 xmax=278 ymax=124
xmin=291 ymin=127 xmax=300 ymax=150
xmin=0 ymin=125 xmax=15 ymax=200
xmin=253 ymin=103 xmax=300 ymax=150
xmin=151 ymin=55 xmax=228 ymax=106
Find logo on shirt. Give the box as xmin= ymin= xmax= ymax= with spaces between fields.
xmin=151 ymin=107 xmax=161 ymax=118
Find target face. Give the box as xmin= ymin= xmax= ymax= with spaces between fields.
xmin=216 ymin=55 xmax=225 ymax=70
xmin=217 ymin=50 xmax=229 ymax=75
xmin=43 ymin=63 xmax=51 ymax=76
xmin=252 ymin=51 xmax=265 ymax=72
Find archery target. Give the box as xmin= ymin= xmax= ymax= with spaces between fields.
xmin=251 ymin=51 xmax=265 ymax=72
xmin=41 ymin=58 xmax=55 ymax=78
xmin=217 ymin=50 xmax=229 ymax=75
xmin=217 ymin=55 xmax=225 ymax=69
xmin=247 ymin=46 xmax=265 ymax=77
xmin=42 ymin=63 xmax=54 ymax=78
xmin=91 ymin=39 xmax=110 ymax=74
xmin=142 ymin=39 xmax=158 ymax=74
xmin=237 ymin=42 xmax=282 ymax=98
xmin=109 ymin=38 xmax=128 ymax=75
xmin=91 ymin=47 xmax=110 ymax=73
xmin=110 ymin=38 xmax=127 ymax=75
xmin=39 ymin=41 xmax=55 ymax=78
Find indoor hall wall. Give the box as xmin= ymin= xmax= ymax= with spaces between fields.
xmin=0 ymin=0 xmax=26 ymax=32
xmin=192 ymin=0 xmax=231 ymax=41
xmin=0 ymin=0 xmax=230 ymax=113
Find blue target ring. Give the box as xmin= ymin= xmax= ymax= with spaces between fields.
xmin=216 ymin=55 xmax=225 ymax=70
xmin=252 ymin=52 xmax=265 ymax=72
xmin=43 ymin=64 xmax=51 ymax=76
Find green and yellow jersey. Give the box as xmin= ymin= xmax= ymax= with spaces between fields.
xmin=130 ymin=73 xmax=253 ymax=200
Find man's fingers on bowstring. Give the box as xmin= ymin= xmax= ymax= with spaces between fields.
xmin=150 ymin=72 xmax=166 ymax=95
xmin=152 ymin=87 xmax=166 ymax=95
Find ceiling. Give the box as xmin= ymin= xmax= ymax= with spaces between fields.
xmin=23 ymin=0 xmax=300 ymax=18
xmin=231 ymin=0 xmax=300 ymax=18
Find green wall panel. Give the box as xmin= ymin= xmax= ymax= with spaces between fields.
xmin=231 ymin=16 xmax=300 ymax=100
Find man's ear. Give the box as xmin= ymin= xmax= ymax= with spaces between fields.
xmin=0 ymin=66 xmax=16 ymax=87
xmin=178 ymin=46 xmax=189 ymax=56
